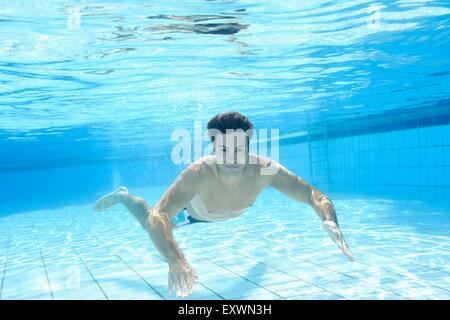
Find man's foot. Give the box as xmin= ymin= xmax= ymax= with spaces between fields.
xmin=94 ymin=186 xmax=129 ymax=212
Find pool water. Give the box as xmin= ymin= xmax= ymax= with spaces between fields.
xmin=1 ymin=185 xmax=448 ymax=300
xmin=1 ymin=0 xmax=450 ymax=300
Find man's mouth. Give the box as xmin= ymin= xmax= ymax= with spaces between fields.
xmin=225 ymin=164 xmax=241 ymax=169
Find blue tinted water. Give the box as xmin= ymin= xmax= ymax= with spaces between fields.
xmin=0 ymin=1 xmax=449 ymax=300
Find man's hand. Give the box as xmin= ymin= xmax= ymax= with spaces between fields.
xmin=322 ymin=220 xmax=354 ymax=261
xmin=168 ymin=259 xmax=198 ymax=297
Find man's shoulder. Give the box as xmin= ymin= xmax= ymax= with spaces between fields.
xmin=183 ymin=156 xmax=215 ymax=177
xmin=248 ymin=154 xmax=282 ymax=180
xmin=249 ymin=153 xmax=281 ymax=169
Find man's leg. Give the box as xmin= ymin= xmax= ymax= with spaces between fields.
xmin=96 ymin=187 xmax=197 ymax=297
xmin=95 ymin=186 xmax=153 ymax=230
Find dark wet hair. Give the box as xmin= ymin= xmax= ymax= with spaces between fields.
xmin=207 ymin=112 xmax=254 ymax=145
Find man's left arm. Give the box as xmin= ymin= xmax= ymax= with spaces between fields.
xmin=270 ymin=162 xmax=354 ymax=261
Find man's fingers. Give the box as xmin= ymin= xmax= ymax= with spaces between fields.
xmin=337 ymin=238 xmax=354 ymax=261
xmin=183 ymin=270 xmax=196 ymax=296
xmin=189 ymin=270 xmax=198 ymax=285
xmin=175 ymin=273 xmax=184 ymax=296
xmin=324 ymin=223 xmax=341 ymax=242
xmin=180 ymin=274 xmax=190 ymax=297
xmin=343 ymin=247 xmax=354 ymax=261
xmin=173 ymin=272 xmax=183 ymax=297
xmin=342 ymin=243 xmax=354 ymax=261
xmin=323 ymin=222 xmax=353 ymax=262
xmin=171 ymin=273 xmax=179 ymax=294
xmin=181 ymin=273 xmax=189 ymax=293
xmin=346 ymin=250 xmax=354 ymax=261
xmin=168 ymin=275 xmax=173 ymax=294
xmin=187 ymin=274 xmax=194 ymax=290
xmin=179 ymin=272 xmax=194 ymax=297
xmin=338 ymin=238 xmax=349 ymax=252
xmin=168 ymin=265 xmax=198 ymax=297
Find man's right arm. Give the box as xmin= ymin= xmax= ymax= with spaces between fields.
xmin=147 ymin=162 xmax=202 ymax=264
xmin=145 ymin=162 xmax=203 ymax=297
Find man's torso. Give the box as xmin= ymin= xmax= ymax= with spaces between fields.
xmin=185 ymin=155 xmax=275 ymax=222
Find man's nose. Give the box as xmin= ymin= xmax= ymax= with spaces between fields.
xmin=226 ymin=151 xmax=237 ymax=163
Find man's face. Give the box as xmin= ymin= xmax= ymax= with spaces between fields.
xmin=214 ymin=131 xmax=249 ymax=175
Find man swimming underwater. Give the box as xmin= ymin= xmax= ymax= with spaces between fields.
xmin=95 ymin=112 xmax=353 ymax=297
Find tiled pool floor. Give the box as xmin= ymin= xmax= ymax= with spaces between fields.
xmin=0 ymin=187 xmax=449 ymax=300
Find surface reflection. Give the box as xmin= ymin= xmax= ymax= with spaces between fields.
xmin=146 ymin=14 xmax=248 ymax=35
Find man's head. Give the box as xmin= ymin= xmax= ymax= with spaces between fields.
xmin=207 ymin=112 xmax=253 ymax=175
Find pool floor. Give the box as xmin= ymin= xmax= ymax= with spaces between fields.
xmin=0 ymin=186 xmax=449 ymax=300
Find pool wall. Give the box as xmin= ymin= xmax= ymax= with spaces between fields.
xmin=1 ymin=109 xmax=449 ymax=215
xmin=281 ymin=110 xmax=450 ymax=204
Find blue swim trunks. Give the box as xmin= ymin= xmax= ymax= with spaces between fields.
xmin=171 ymin=208 xmax=208 ymax=227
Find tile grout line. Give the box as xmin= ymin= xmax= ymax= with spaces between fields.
xmin=355 ymin=247 xmax=450 ymax=294
xmin=0 ymin=228 xmax=12 ymax=300
xmin=250 ymin=252 xmax=405 ymax=298
xmin=51 ymin=221 xmax=109 ymax=300
xmin=235 ymin=252 xmax=346 ymax=299
xmin=361 ymin=249 xmax=450 ymax=278
xmin=294 ymin=257 xmax=404 ymax=299
xmin=83 ymin=227 xmax=166 ymax=300
xmin=45 ymin=210 xmax=449 ymax=300
xmin=192 ymin=252 xmax=286 ymax=300
xmin=89 ymin=221 xmax=225 ymax=300
xmin=67 ymin=241 xmax=110 ymax=300
xmin=272 ymin=248 xmax=448 ymax=297
xmin=111 ymin=257 xmax=165 ymax=300
xmin=95 ymin=233 xmax=448 ymax=300
xmin=96 ymin=229 xmax=225 ymax=300
xmin=31 ymin=223 xmax=54 ymax=300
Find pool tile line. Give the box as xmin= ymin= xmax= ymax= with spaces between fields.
xmin=271 ymin=255 xmax=404 ymax=299
xmin=94 ymin=207 xmax=340 ymax=301
xmin=234 ymin=252 xmax=348 ymax=299
xmin=3 ymin=205 xmax=447 ymax=301
xmin=192 ymin=252 xmax=288 ymax=300
xmin=84 ymin=219 xmax=226 ymax=300
xmin=248 ymin=250 xmax=413 ymax=299
xmin=345 ymin=257 xmax=447 ymax=297
xmin=79 ymin=227 xmax=167 ymax=300
xmin=91 ymin=220 xmax=350 ymax=300
xmin=357 ymin=247 xmax=450 ymax=275
xmin=239 ymin=251 xmax=411 ymax=300
xmin=31 ymin=224 xmax=54 ymax=300
xmin=78 ymin=225 xmax=192 ymax=300
xmin=96 ymin=239 xmax=448 ymax=301
xmin=0 ymin=229 xmax=11 ymax=300
xmin=355 ymin=248 xmax=450 ymax=294
xmin=68 ymin=243 xmax=110 ymax=300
